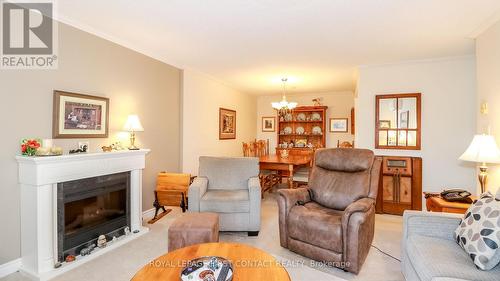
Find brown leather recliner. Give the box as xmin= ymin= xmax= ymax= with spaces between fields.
xmin=277 ymin=148 xmax=382 ymax=274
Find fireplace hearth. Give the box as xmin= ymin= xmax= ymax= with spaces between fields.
xmin=57 ymin=172 xmax=131 ymax=262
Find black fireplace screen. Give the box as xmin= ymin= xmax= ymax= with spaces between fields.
xmin=64 ymin=189 xmax=126 ymax=236
xmin=57 ymin=172 xmax=130 ymax=262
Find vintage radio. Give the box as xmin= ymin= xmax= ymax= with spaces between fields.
xmin=376 ymin=156 xmax=422 ymax=215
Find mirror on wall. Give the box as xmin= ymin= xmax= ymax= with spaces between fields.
xmin=375 ymin=93 xmax=421 ymax=150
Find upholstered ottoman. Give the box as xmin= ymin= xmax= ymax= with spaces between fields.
xmin=168 ymin=212 xmax=219 ymax=251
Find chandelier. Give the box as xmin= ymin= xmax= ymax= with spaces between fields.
xmin=271 ymin=78 xmax=297 ymax=117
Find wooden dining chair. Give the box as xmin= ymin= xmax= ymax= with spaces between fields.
xmin=337 ymin=140 xmax=354 ymax=148
xmin=291 ymin=148 xmax=315 ymax=188
xmin=242 ymin=142 xmax=251 ymax=157
xmin=255 ymin=139 xmax=269 ymax=157
xmin=243 ymin=139 xmax=278 ymax=197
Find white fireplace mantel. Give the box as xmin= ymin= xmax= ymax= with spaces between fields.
xmin=16 ymin=149 xmax=150 ymax=280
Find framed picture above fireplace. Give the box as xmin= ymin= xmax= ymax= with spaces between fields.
xmin=53 ymin=90 xmax=109 ymax=138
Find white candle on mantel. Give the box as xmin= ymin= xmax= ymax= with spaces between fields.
xmin=42 ymin=139 xmax=53 ymax=148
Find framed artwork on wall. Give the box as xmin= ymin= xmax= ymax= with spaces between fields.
xmin=330 ymin=118 xmax=348 ymax=133
xmin=261 ymin=117 xmax=276 ymax=132
xmin=53 ymin=90 xmax=109 ymax=138
xmin=219 ymin=108 xmax=236 ymax=140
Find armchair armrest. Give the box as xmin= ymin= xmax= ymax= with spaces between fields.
xmin=276 ymin=187 xmax=311 ymax=247
xmin=403 ymin=210 xmax=462 ymax=242
xmin=248 ymin=177 xmax=261 ymax=200
xmin=187 ymin=177 xmax=208 ymax=212
xmin=248 ymin=177 xmax=261 ymax=230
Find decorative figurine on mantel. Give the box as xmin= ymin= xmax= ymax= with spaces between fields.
xmin=69 ymin=145 xmax=88 ymax=154
xmin=111 ymin=142 xmax=125 ymax=151
xmin=101 ymin=145 xmax=113 ymax=152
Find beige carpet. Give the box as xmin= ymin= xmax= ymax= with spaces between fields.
xmin=2 ymin=189 xmax=404 ymax=281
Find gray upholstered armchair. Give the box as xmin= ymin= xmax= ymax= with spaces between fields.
xmin=277 ymin=148 xmax=381 ymax=274
xmin=188 ymin=156 xmax=261 ymax=236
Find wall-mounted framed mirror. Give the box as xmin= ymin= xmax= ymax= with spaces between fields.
xmin=375 ymin=93 xmax=421 ymax=150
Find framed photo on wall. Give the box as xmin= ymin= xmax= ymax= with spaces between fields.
xmin=330 ymin=118 xmax=348 ymax=133
xmin=219 ymin=108 xmax=236 ymax=139
xmin=53 ymin=90 xmax=109 ymax=138
xmin=261 ymin=117 xmax=276 ymax=132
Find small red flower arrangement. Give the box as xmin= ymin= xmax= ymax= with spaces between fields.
xmin=21 ymin=139 xmax=41 ymax=156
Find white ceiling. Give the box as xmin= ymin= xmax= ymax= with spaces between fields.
xmin=57 ymin=0 xmax=500 ymax=94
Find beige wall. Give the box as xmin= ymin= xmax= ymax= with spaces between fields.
xmin=355 ymin=57 xmax=477 ymax=207
xmin=0 ymin=23 xmax=181 ymax=264
xmin=476 ymin=19 xmax=500 ymax=195
xmin=256 ymin=92 xmax=355 ymax=151
xmin=181 ymin=70 xmax=257 ymax=175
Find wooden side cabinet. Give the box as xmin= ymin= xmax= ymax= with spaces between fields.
xmin=375 ymin=156 xmax=422 ymax=215
xmin=426 ymin=196 xmax=475 ymax=214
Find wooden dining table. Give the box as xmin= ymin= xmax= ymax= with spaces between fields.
xmin=259 ymin=154 xmax=312 ymax=189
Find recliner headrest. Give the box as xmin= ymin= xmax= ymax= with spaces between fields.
xmin=315 ymin=148 xmax=374 ymax=172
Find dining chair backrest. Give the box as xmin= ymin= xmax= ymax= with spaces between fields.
xmin=243 ymin=139 xmax=269 ymax=157
xmin=256 ymin=139 xmax=269 ymax=157
xmin=337 ymin=140 xmax=354 ymax=148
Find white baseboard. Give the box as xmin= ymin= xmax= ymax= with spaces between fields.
xmin=0 ymin=258 xmax=21 ymax=278
xmin=142 ymin=208 xmax=156 ymax=221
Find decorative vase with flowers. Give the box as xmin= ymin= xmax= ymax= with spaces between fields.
xmin=21 ymin=139 xmax=41 ymax=156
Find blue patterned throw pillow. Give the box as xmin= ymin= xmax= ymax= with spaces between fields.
xmin=454 ymin=192 xmax=500 ymax=270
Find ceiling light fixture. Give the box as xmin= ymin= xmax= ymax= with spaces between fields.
xmin=271 ymin=78 xmax=297 ymax=117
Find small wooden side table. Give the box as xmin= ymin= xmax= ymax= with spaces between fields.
xmin=426 ymin=196 xmax=476 ymax=214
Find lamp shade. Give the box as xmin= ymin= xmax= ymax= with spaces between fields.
xmin=459 ymin=134 xmax=500 ymax=164
xmin=123 ymin=115 xmax=144 ymax=132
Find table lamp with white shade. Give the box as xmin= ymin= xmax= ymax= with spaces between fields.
xmin=123 ymin=115 xmax=144 ymax=150
xmin=459 ymin=134 xmax=500 ymax=194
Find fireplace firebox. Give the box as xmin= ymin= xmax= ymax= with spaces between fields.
xmin=57 ymin=172 xmax=131 ymax=262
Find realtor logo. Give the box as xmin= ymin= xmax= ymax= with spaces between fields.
xmin=1 ymin=0 xmax=58 ymax=69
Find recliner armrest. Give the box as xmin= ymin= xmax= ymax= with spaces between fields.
xmin=341 ymin=197 xmax=376 ymax=273
xmin=187 ymin=177 xmax=208 ymax=212
xmin=277 ymin=187 xmax=311 ymax=216
xmin=341 ymin=198 xmax=375 ymax=233
xmin=277 ymin=187 xmax=311 ymax=247
xmin=342 ymin=198 xmax=375 ymax=222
